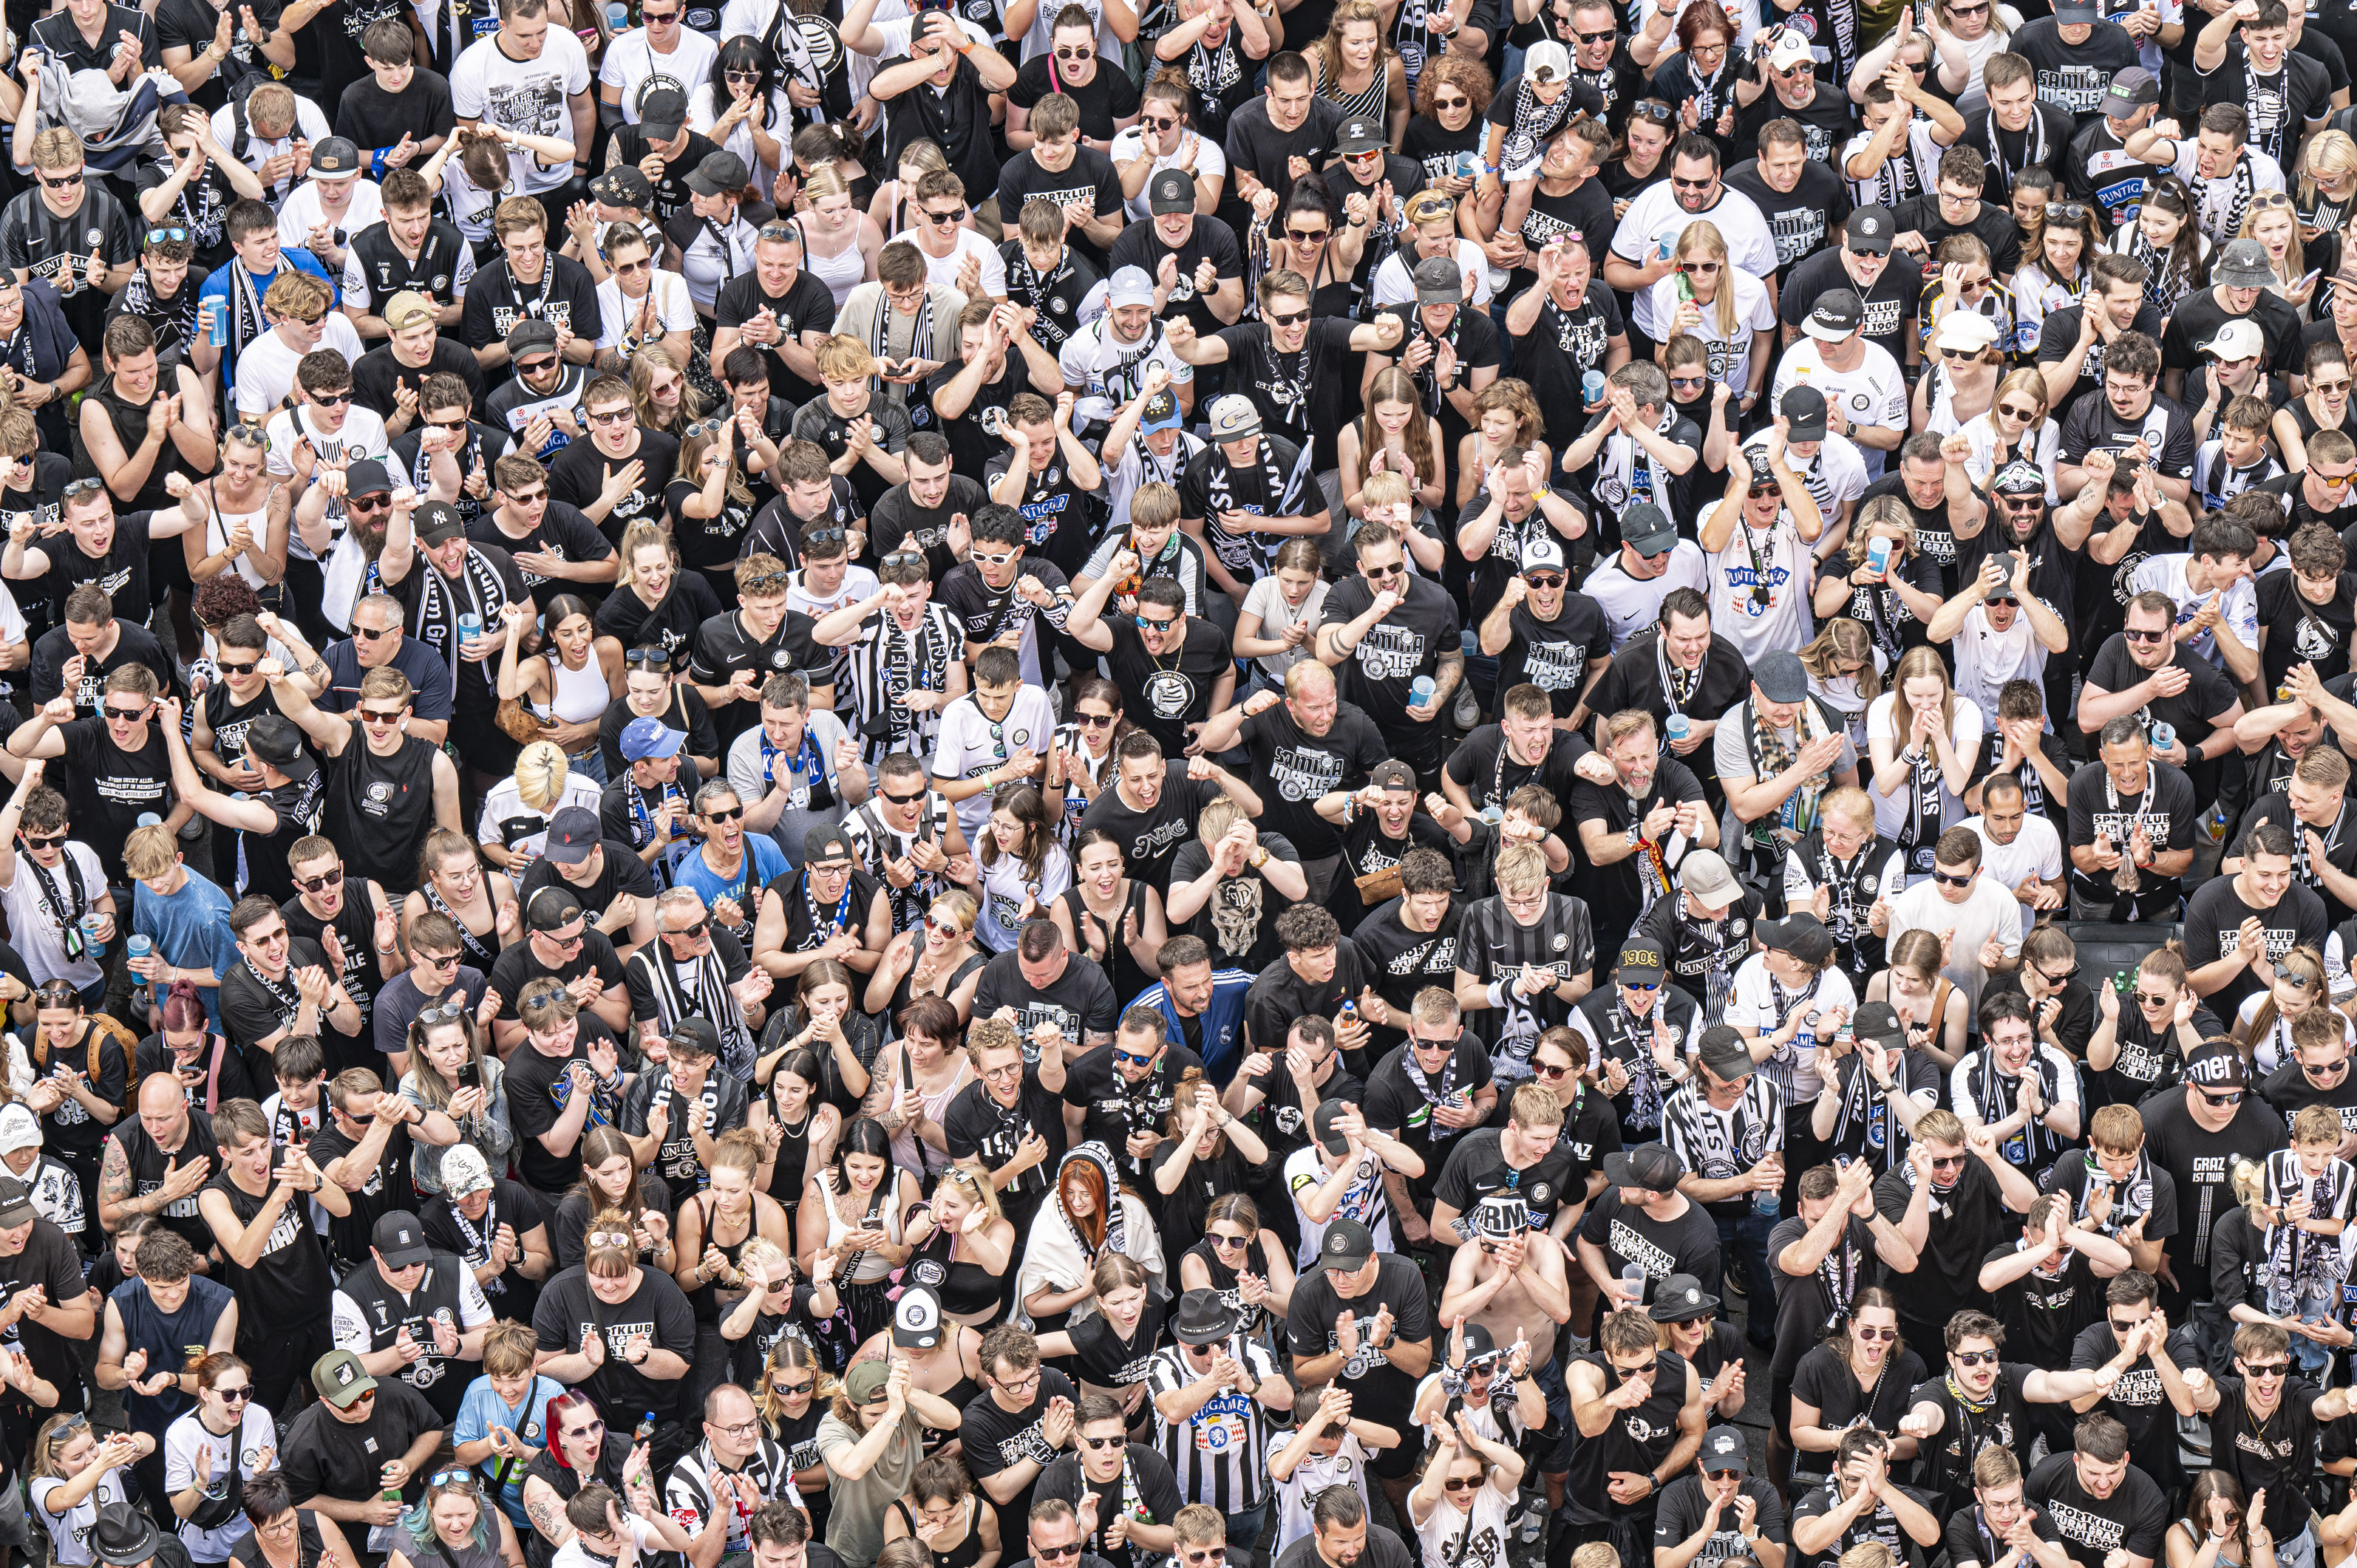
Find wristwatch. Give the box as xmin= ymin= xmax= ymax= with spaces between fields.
xmin=1250 ymin=847 xmax=1269 ymax=867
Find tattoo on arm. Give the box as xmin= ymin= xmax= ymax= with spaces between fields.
xmin=99 ymin=1143 xmax=133 ymax=1213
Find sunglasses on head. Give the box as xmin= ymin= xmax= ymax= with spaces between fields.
xmin=1630 ymin=100 xmax=1675 ymax=121
xmin=146 ymin=226 xmax=189 ymax=245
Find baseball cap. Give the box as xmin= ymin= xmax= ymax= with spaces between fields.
xmin=313 ymin=1350 xmax=378 ymax=1409
xmin=506 ymin=318 xmax=560 ymax=361
xmin=308 ymin=137 xmax=361 ymax=177
xmin=524 ymin=886 xmax=584 ymax=934
xmin=1369 ymin=760 xmax=1417 ymax=791
xmin=245 ymin=715 xmax=319 ymax=785
xmin=544 ymin=806 xmax=602 ymax=866
xmin=805 ymin=825 xmax=854 ymax=865
xmin=1700 ymin=1425 xmax=1748 ymax=1473
xmin=2052 ymin=0 xmax=2099 ymax=21
xmin=2101 ymin=65 xmax=2159 ymax=116
xmin=344 ymin=459 xmax=392 ymax=497
xmin=1804 ymin=289 xmax=1865 ymax=341
xmin=1312 ymin=1098 xmax=1356 ymax=1157
xmin=1602 ymin=1143 xmax=1685 ymax=1191
xmin=1766 ymin=29 xmax=1813 ymax=69
xmin=0 ymin=1174 xmax=35 ymax=1226
xmin=1140 ymin=390 xmax=1183 ymax=434
xmin=639 ymin=86 xmax=689 ymax=140
xmin=1694 ymin=1024 xmax=1756 ymax=1082
xmin=1851 ymin=1000 xmax=1908 ymax=1051
xmin=1414 ymin=253 xmax=1462 ymax=304
xmin=894 ymin=1285 xmax=945 ymax=1349
xmin=1751 ymin=649 xmax=1809 ymax=703
xmin=669 ymin=1018 xmax=721 ymax=1060
xmin=1935 ymin=310 xmax=2003 ymax=352
xmin=1780 ymin=385 xmax=1829 ymax=443
xmin=441 ymin=1145 xmax=495 ymax=1199
xmin=1526 ymin=39 xmax=1571 ymax=80
xmin=2214 ymin=237 xmax=2276 ymax=289
xmin=620 ymin=717 xmax=687 ymax=761
xmin=1336 ymin=115 xmax=1386 ymax=155
xmin=382 ymin=291 xmax=435 ymax=332
xmin=684 ymin=150 xmax=751 ymax=197
xmin=0 ymin=1105 xmax=39 ymax=1157
xmin=1761 ymin=913 xmax=1837 ymax=967
xmin=2186 ymin=1040 xmax=2250 ymax=1091
xmin=1679 ymin=848 xmax=1741 ymax=911
xmin=1990 ymin=460 xmax=2047 ymax=497
xmin=844 ymin=1360 xmax=892 ymax=1403
xmin=1622 ymin=503 xmax=1678 ymax=556
xmin=412 ymin=500 xmax=466 ymax=545
xmin=1208 ymin=394 xmax=1261 ymax=443
xmin=591 ymin=166 xmax=654 ymax=208
xmin=1148 ymin=168 xmax=1195 ymax=214
xmin=1616 ymin=941 xmax=1667 ymax=986
xmin=1846 ymin=205 xmax=1894 ymax=255
xmin=1319 ymin=1217 xmax=1376 ymax=1270
xmin=373 ymin=1210 xmax=432 ymax=1267
xmin=1107 ymin=265 xmax=1155 ymax=308
xmin=1523 ymin=536 xmax=1567 ymax=577
xmin=2203 ymin=318 xmax=2266 ymax=361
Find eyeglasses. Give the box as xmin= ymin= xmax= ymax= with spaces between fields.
xmin=1364 ymin=562 xmax=1406 ymax=580
xmin=61 ymin=478 xmax=106 ymax=500
xmin=1183 ymin=1552 xmax=1225 ymax=1566
xmin=1142 ymin=115 xmax=1180 ymax=132
xmin=1668 ymin=374 xmax=1706 ymax=389
xmin=1670 ymin=177 xmax=1714 ymax=191
xmin=1112 ymin=1045 xmax=1160 ymax=1066
xmin=563 ymin=1420 xmax=606 ymax=1439
xmin=2276 ymin=962 xmax=2313 ymax=987
xmin=588 ymin=407 xmax=634 ymax=426
xmin=358 ymin=706 xmax=408 ymax=726
xmin=2307 ymin=1056 xmax=2352 ymax=1077
xmin=38 ymin=170 xmax=84 ymax=188
xmin=296 ymin=865 xmax=345 ymax=894
xmin=1076 ymin=712 xmax=1115 ymax=729
xmin=923 ymin=206 xmax=968 ymax=225
xmin=1531 ymin=1060 xmax=1574 ymax=1080
xmin=542 ymin=928 xmax=586 ymax=950
xmin=1780 ymin=61 xmax=1814 ymax=75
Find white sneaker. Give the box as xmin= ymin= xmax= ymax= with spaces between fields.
xmin=1454 ymin=683 xmax=1479 ymax=729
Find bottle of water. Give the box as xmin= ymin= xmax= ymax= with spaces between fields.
xmin=635 ymin=1410 xmax=657 ymax=1443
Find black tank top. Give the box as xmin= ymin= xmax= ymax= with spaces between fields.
xmin=115 ymin=1111 xmax=220 ymax=1254
xmin=323 ymin=728 xmax=441 ymax=896
xmin=77 ymin=378 xmax=192 ymax=513
xmin=1066 ymin=1298 xmax=1166 ymax=1391
xmin=763 ymin=1105 xmax=814 ymax=1213
xmin=686 ymin=1193 xmax=755 ymax=1324
xmin=1058 ymin=882 xmax=1154 ymax=1010
xmin=203 ymin=1170 xmax=335 ymax=1332
xmin=889 ymin=1498 xmax=985 ymax=1568
xmin=1563 ymin=1348 xmax=1690 ymax=1526
xmin=282 ymin=889 xmax=383 ymax=1034
xmin=200 ymin=682 xmax=278 ymax=779
xmin=902 ymin=1224 xmax=1008 ymax=1320
xmin=422 ymin=881 xmax=500 ymax=971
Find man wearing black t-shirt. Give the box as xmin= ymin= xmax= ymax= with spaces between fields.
xmin=2191 ymin=1322 xmax=2357 ymax=1556
xmin=1957 ymin=58 xmax=2076 ymax=207
xmin=1899 ymin=1309 xmax=2126 ymax=1520
xmin=1727 ymin=127 xmax=1851 ymax=290
xmin=1871 ymin=1111 xmax=2040 ymax=1351
xmin=944 ymin=1013 xmax=1071 ymax=1238
xmin=687 ymin=553 xmax=832 ymax=746
xmin=2021 ymin=1417 xmax=2171 ymax=1568
xmin=1105 ymin=171 xmax=1245 ymax=342
xmin=1891 ymin=151 xmax=2025 ymax=278
xmin=1194 ymin=664 xmax=1388 ymax=904
xmin=500 ymin=978 xmax=628 ymax=1201
xmin=352 ymin=300 xmax=486 ymax=430
xmin=1166 ymin=275 xmax=1404 ymax=476
xmin=460 ymin=208 xmax=602 ymax=377
xmin=2064 ymin=716 xmax=2206 ymax=920
xmin=4 ymin=485 xmax=186 ymax=631
xmin=2160 ymin=238 xmax=2307 ymax=403
xmin=961 ymin=1326 xmax=1081 ymax=1547
xmin=1064 ymin=571 xmax=1231 ymax=756
xmin=602 ymin=90 xmax=718 ymax=228
xmin=1078 ymin=737 xmax=1263 ymax=891
xmin=1285 ymin=1218 xmax=1434 ymax=1517
xmin=2194 ymin=1 xmax=2332 ymax=174
xmin=1579 ymin=592 xmax=1755 ymax=803
xmin=1314 ymin=522 xmax=1462 ymax=788
xmin=993 ymin=107 xmax=1126 ymax=270
xmin=2080 ymin=594 xmax=2243 ymax=797
xmin=486 ymin=890 xmax=634 ymax=1051
xmin=2036 ymin=257 xmax=2166 ymax=418
xmin=708 ymin=224 xmax=835 ymax=411
xmin=1789 ymin=1428 xmax=1943 ymax=1568
xmin=1779 ymin=208 xmax=1925 ymax=369
xmin=1241 ymin=904 xmax=1372 ymax=1066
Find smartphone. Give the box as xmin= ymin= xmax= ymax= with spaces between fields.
xmin=1865 ymin=536 xmax=1893 ymax=576
xmin=458 ymin=1059 xmax=481 ymax=1091
xmin=2298 ymin=267 xmax=2323 ymax=292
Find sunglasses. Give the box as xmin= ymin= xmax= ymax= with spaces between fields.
xmin=2199 ymin=1088 xmax=2244 ymax=1106
xmin=1532 ymin=1060 xmax=1574 ymax=1080
xmin=1143 ymin=115 xmax=1180 ymax=131
xmin=1630 ymin=100 xmax=1675 ymax=122
xmin=2245 ymin=1361 xmax=2290 ymax=1377
xmin=1442 ymin=1479 xmax=1480 ymax=1494
xmin=1053 ymin=44 xmax=1093 ymax=57
xmin=2275 ymin=962 xmax=2313 ymax=987
xmin=1208 ymin=1231 xmax=1250 ymax=1250
xmin=1081 ymin=1435 xmax=1125 ymax=1450
xmin=296 ymin=865 xmax=345 ymax=894
xmin=924 ymin=206 xmax=969 ymax=225
xmin=61 ymin=478 xmax=107 ymax=500
xmin=1779 ymin=61 xmax=1814 ymax=75
xmin=2122 ymin=627 xmax=2168 ymax=643
xmin=1997 ymin=403 xmax=2044 ymax=420
xmin=971 ymin=549 xmax=1017 ymax=567
xmin=1136 ymin=614 xmax=1179 ymax=632
xmin=2109 ymin=1316 xmax=2149 ymax=1333
xmin=1932 ymin=870 xmax=1975 ymax=887
xmin=1930 ymin=1154 xmax=1967 ymax=1170
xmin=312 ymin=389 xmax=353 ymax=406
xmin=1677 ymin=261 xmax=1720 ymax=273
xmin=1572 ymin=27 xmax=1615 ymax=40
xmin=103 ymin=705 xmax=149 ymax=722
xmin=1854 ymin=1325 xmax=1898 ymax=1341
xmin=146 ymin=226 xmax=189 ymax=245
xmin=588 ymin=407 xmax=634 ymax=426
xmin=666 ymin=916 xmax=713 ymax=940
xmin=19 ymin=833 xmax=65 ymax=850
xmin=355 ymin=623 xmax=396 ymax=641
xmin=1952 ymin=1350 xmax=1998 ymax=1367
xmin=1268 ymin=309 xmax=1311 ymax=327
xmin=1112 ymin=1046 xmax=1160 ymax=1066
xmin=1670 ymin=176 xmax=1715 ymax=190
xmin=705 ymin=805 xmax=746 ymax=824
xmin=38 ymin=170 xmax=84 ymax=188
xmin=1526 ymin=572 xmax=1565 ymax=587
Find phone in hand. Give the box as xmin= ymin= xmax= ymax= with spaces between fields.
xmin=2298 ymin=267 xmax=2323 ymax=292
xmin=458 ymin=1059 xmax=481 ymax=1091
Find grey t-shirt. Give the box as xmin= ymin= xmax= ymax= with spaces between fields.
xmin=1711 ymin=698 xmax=1860 ymax=852
xmin=727 ymin=709 xmax=859 ymax=867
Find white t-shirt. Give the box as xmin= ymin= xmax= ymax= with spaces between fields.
xmin=1839 ymin=119 xmax=1951 ymax=214
xmin=598 ymin=26 xmax=718 ymax=120
xmin=1267 ymin=1429 xmax=1371 ymax=1556
xmin=688 ymin=83 xmax=794 ymax=181
xmin=552 ymin=1511 xmax=666 ymax=1568
xmin=1948 ymin=1040 xmax=2081 ymax=1129
xmin=1282 ymin=1142 xmax=1394 ymax=1267
xmin=477 ymin=771 xmax=605 ymax=871
xmin=211 ymin=96 xmax=333 ymax=201
xmin=234 ymin=315 xmax=369 ymax=416
xmin=1769 ymin=341 xmax=1910 ymax=479
xmin=0 ymin=842 xmax=107 ymax=989
xmin=2162 ymin=142 xmax=2290 ymax=241
xmin=1864 ymin=691 xmax=1987 ymax=844
xmin=1964 ymin=811 xmax=2065 ymax=899
xmin=595 ymin=269 xmax=699 ymax=349
xmin=1698 ymin=500 xmax=1815 ymax=662
xmin=450 ymin=29 xmax=593 ymax=196
xmin=1609 ymin=185 xmax=1779 ymax=336
xmin=33 ymin=1468 xmax=135 ymax=1567
xmin=1950 ymin=603 xmax=2050 ymax=726
xmin=163 ymin=1404 xmax=278 ymax=1562
xmin=2237 ymin=991 xmax=2357 ymax=1075
xmin=931 ymin=685 xmax=1058 ymax=839
xmin=1644 ymin=268 xmax=1777 ymax=396
xmin=676 ymin=212 xmax=763 ymax=310
xmin=1371 ymin=239 xmax=1495 ymax=310
xmin=1724 ymin=954 xmax=1857 ymax=1097
xmin=1582 ymin=543 xmax=1711 ymax=651
xmin=274 ymin=180 xmax=386 ymax=256
xmin=919 ymin=227 xmax=1007 ymax=304
xmin=1739 ymin=432 xmax=1871 ymax=542
xmin=2129 ymin=553 xmax=2258 ymax=672
xmin=1240 ymin=573 xmax=1328 ymax=684
xmin=1886 ymin=874 xmax=2024 ymax=1017
xmin=1058 ymin=317 xmax=1194 ymax=428
xmin=1109 ymin=126 xmax=1227 ymax=220
xmin=1413 ymin=1485 xmax=1513 ymax=1568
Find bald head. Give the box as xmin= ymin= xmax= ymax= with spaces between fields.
xmin=137 ymin=1070 xmax=192 ymax=1145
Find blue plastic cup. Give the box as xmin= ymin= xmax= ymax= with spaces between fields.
xmin=1582 ymin=368 xmax=1606 ymax=404
xmin=1667 ymin=713 xmax=1691 ymax=744
xmin=1411 ymin=674 xmax=1436 ymax=706
xmin=126 ymin=935 xmax=151 ymax=961
xmin=78 ymin=914 xmax=104 ymax=958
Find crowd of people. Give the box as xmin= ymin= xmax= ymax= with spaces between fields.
xmin=8 ymin=2 xmax=2357 ymax=1568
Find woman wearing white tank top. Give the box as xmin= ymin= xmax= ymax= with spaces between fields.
xmin=176 ymin=426 xmax=289 ymax=599
xmin=494 ymin=597 xmax=626 ymax=784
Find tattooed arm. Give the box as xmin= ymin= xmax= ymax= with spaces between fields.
xmin=97 ymin=1139 xmax=134 ymax=1234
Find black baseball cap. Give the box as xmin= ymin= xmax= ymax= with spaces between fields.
xmin=543 ymin=806 xmax=601 ymax=865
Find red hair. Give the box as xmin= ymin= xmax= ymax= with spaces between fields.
xmin=545 ymin=1391 xmax=603 ymax=1471
xmin=1060 ymin=1159 xmax=1107 ymax=1253
xmin=160 ymin=980 xmax=206 ymax=1035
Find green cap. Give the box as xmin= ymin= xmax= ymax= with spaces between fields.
xmin=844 ymin=1359 xmax=893 ymax=1403
xmin=313 ymin=1349 xmax=378 ymax=1408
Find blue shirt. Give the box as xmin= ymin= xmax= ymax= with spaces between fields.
xmin=316 ymin=635 xmax=456 ymax=723
xmin=1130 ymin=969 xmax=1254 ymax=1087
xmin=672 ymin=836 xmax=789 ymax=918
xmin=132 ymin=869 xmax=239 ymax=1031
xmin=452 ymin=1371 xmax=565 ymax=1527
xmin=198 ymin=250 xmax=336 ymax=389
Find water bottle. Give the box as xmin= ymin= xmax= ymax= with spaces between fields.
xmin=204 ymin=296 xmax=226 ymax=349
xmin=1667 ymin=713 xmax=1691 ymax=744
xmin=78 ymin=915 xmax=103 ymax=959
xmin=2149 ymin=720 xmax=2176 ymax=756
xmin=634 ymin=1411 xmax=658 ymax=1443
xmin=1582 ymin=368 xmax=1607 ymax=404
xmin=1411 ymin=674 xmax=1436 ymax=706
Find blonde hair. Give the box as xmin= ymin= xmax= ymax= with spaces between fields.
xmin=2239 ymin=191 xmax=2307 ymax=289
xmin=1798 ymin=619 xmax=1884 ymax=704
xmin=616 ymin=519 xmax=677 ymax=586
xmin=511 ymin=741 xmax=571 ymax=813
xmin=630 ymin=346 xmax=703 ymax=434
xmin=2245 ymin=943 xmax=2325 ymax=1047
xmin=1317 ymin=0 xmax=1399 ymax=95
xmin=817 ymin=334 xmax=876 ymax=383
xmin=1494 ymin=842 xmax=1547 ymax=893
xmin=935 ymin=1162 xmax=1004 ymax=1224
xmin=1848 ymin=494 xmax=1917 ymax=569
xmin=2304 ymin=131 xmax=2357 ymax=219
xmin=679 ymin=420 xmax=754 ymax=511
xmin=1678 ymin=220 xmax=1737 ymax=343
xmin=27 ymin=128 xmax=82 ymax=170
